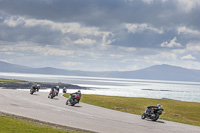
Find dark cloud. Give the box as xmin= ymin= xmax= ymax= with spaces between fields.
xmin=0 ymin=0 xmax=199 ymax=47
xmin=0 ymin=21 xmax=62 ymax=45
xmin=0 ymin=0 xmax=199 ymax=29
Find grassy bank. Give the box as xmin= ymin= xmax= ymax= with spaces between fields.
xmin=64 ymin=93 xmax=200 ymax=126
xmin=0 ymin=78 xmax=23 ymax=82
xmin=0 ymin=78 xmax=87 ymax=89
xmin=0 ymin=113 xmax=83 ymax=133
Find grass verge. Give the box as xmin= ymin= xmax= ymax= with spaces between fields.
xmin=64 ymin=93 xmax=200 ymax=126
xmin=0 ymin=78 xmax=23 ymax=82
xmin=0 ymin=112 xmax=92 ymax=133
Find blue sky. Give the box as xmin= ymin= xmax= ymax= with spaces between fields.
xmin=0 ymin=0 xmax=200 ymax=71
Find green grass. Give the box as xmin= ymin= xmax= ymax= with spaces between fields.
xmin=0 ymin=114 xmax=85 ymax=133
xmin=64 ymin=93 xmax=200 ymax=126
xmin=0 ymin=78 xmax=24 ymax=82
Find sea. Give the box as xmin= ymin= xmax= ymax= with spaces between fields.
xmin=0 ymin=72 xmax=200 ymax=103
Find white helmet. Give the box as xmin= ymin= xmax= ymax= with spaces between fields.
xmin=157 ymin=104 xmax=161 ymax=108
xmin=56 ymin=86 xmax=59 ymax=89
xmin=37 ymin=84 xmax=40 ymax=88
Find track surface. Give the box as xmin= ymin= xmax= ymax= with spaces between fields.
xmin=0 ymin=89 xmax=199 ymax=133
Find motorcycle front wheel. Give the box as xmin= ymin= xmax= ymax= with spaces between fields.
xmin=141 ymin=113 xmax=146 ymax=119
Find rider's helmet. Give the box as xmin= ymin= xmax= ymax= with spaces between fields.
xmin=78 ymin=90 xmax=81 ymax=93
xmin=56 ymin=86 xmax=60 ymax=91
xmin=157 ymin=104 xmax=161 ymax=108
xmin=37 ymin=84 xmax=40 ymax=89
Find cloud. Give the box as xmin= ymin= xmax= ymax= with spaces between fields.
xmin=142 ymin=0 xmax=168 ymax=4
xmin=160 ymin=37 xmax=182 ymax=48
xmin=186 ymin=42 xmax=200 ymax=51
xmin=178 ymin=26 xmax=200 ymax=37
xmin=3 ymin=16 xmax=24 ymax=27
xmin=0 ymin=42 xmax=74 ymax=56
xmin=73 ymin=38 xmax=96 ymax=46
xmin=1 ymin=15 xmax=114 ymax=48
xmin=39 ymin=46 xmax=74 ymax=56
xmin=181 ymin=54 xmax=196 ymax=60
xmin=3 ymin=16 xmax=109 ymax=37
xmin=119 ymin=65 xmax=139 ymax=71
xmin=176 ymin=0 xmax=200 ymax=13
xmin=151 ymin=52 xmax=177 ymax=60
xmin=142 ymin=0 xmax=154 ymax=4
xmin=62 ymin=62 xmax=84 ymax=67
xmin=118 ymin=46 xmax=136 ymax=52
xmin=126 ymin=23 xmax=163 ymax=34
xmin=110 ymin=54 xmax=124 ymax=58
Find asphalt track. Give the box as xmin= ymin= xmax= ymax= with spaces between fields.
xmin=0 ymin=89 xmax=199 ymax=133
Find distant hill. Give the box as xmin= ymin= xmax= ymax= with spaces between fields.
xmin=107 ymin=64 xmax=200 ymax=82
xmin=0 ymin=61 xmax=200 ymax=82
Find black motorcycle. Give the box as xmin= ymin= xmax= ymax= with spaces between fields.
xmin=66 ymin=94 xmax=80 ymax=106
xmin=141 ymin=106 xmax=163 ymax=121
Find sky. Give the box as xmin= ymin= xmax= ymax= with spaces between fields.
xmin=0 ymin=0 xmax=200 ymax=71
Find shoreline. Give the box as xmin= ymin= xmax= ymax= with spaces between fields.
xmin=0 ymin=78 xmax=89 ymax=90
xmin=1 ymin=78 xmax=199 ymax=103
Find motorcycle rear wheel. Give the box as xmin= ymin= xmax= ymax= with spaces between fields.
xmin=30 ymin=90 xmax=34 ymax=95
xmin=152 ymin=113 xmax=159 ymax=121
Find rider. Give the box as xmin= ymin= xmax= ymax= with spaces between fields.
xmin=31 ymin=84 xmax=40 ymax=92
xmin=146 ymin=104 xmax=162 ymax=115
xmin=49 ymin=86 xmax=59 ymax=96
xmin=76 ymin=90 xmax=81 ymax=102
xmin=66 ymin=90 xmax=81 ymax=104
xmin=63 ymin=87 xmax=67 ymax=93
xmin=157 ymin=104 xmax=162 ymax=109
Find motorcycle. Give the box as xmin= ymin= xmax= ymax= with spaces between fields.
xmin=63 ymin=88 xmax=66 ymax=93
xmin=66 ymin=94 xmax=80 ymax=106
xmin=30 ymin=88 xmax=36 ymax=95
xmin=141 ymin=106 xmax=163 ymax=121
xmin=48 ymin=89 xmax=58 ymax=99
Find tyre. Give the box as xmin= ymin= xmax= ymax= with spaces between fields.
xmin=50 ymin=94 xmax=54 ymax=99
xmin=30 ymin=89 xmax=34 ymax=95
xmin=152 ymin=113 xmax=159 ymax=121
xmin=70 ymin=99 xmax=75 ymax=106
xmin=141 ymin=113 xmax=146 ymax=119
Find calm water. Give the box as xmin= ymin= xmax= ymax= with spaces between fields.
xmin=0 ymin=72 xmax=200 ymax=103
